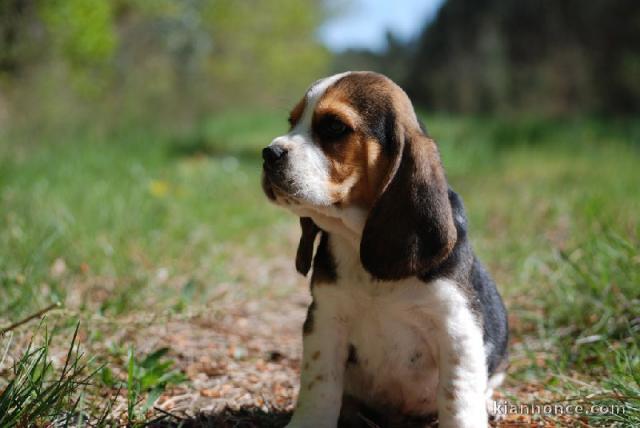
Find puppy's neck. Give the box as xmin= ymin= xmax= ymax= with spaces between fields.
xmin=311 ymin=210 xmax=363 ymax=251
xmin=292 ymin=205 xmax=367 ymax=251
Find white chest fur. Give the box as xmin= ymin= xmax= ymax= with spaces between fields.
xmin=288 ymin=235 xmax=490 ymax=427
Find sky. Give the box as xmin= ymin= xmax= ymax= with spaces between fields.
xmin=318 ymin=0 xmax=446 ymax=52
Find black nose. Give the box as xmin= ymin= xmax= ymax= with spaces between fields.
xmin=262 ymin=145 xmax=288 ymax=165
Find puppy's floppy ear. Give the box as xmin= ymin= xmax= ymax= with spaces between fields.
xmin=360 ymin=131 xmax=457 ymax=280
xmin=296 ymin=217 xmax=320 ymax=276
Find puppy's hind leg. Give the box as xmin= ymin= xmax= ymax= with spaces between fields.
xmin=430 ymin=281 xmax=489 ymax=428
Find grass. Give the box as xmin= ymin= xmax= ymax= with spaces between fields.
xmin=123 ymin=346 xmax=188 ymax=423
xmin=0 ymin=112 xmax=639 ymax=426
xmin=0 ymin=322 xmax=105 ymax=426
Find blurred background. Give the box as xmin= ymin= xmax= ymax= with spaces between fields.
xmin=2 ymin=0 xmax=639 ymax=134
xmin=1 ymin=0 xmax=639 ymax=425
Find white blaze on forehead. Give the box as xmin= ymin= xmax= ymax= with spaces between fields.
xmin=294 ymin=71 xmax=352 ymax=134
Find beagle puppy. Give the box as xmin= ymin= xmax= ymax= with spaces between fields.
xmin=261 ymin=71 xmax=508 ymax=428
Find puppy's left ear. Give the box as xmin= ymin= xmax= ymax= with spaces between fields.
xmin=360 ymin=131 xmax=457 ymax=280
xmin=296 ymin=217 xmax=320 ymax=276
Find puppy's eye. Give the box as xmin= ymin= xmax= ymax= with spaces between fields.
xmin=317 ymin=116 xmax=350 ymax=139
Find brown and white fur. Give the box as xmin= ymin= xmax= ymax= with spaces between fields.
xmin=261 ymin=71 xmax=509 ymax=428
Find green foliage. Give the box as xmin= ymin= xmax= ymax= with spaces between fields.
xmin=124 ymin=346 xmax=186 ymax=423
xmin=0 ymin=323 xmax=100 ymax=426
xmin=40 ymin=0 xmax=117 ymax=67
xmin=553 ymin=232 xmax=639 ymax=350
xmin=593 ymin=342 xmax=640 ymax=426
xmin=536 ymin=231 xmax=640 ymax=425
xmin=0 ymin=110 xmax=289 ymax=321
xmin=203 ymin=0 xmax=330 ymax=100
xmin=1 ymin=0 xmax=330 ymax=132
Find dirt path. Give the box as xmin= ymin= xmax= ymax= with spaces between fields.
xmin=151 ymin=290 xmax=308 ymax=420
xmin=125 ymin=288 xmax=555 ymax=427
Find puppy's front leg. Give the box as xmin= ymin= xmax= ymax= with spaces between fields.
xmin=432 ymin=281 xmax=489 ymax=428
xmin=287 ymin=294 xmax=349 ymax=428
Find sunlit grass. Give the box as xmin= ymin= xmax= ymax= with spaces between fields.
xmin=0 ymin=322 xmax=106 ymax=426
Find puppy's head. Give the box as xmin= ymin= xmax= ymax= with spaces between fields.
xmin=262 ymin=71 xmax=456 ymax=280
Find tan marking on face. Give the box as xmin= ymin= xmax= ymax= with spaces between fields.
xmin=311 ymin=350 xmax=321 ymax=360
xmin=310 ymin=82 xmax=394 ymax=208
xmin=344 ymin=137 xmax=390 ymax=207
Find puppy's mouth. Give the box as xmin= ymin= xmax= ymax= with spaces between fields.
xmin=261 ymin=166 xmax=297 ymax=203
